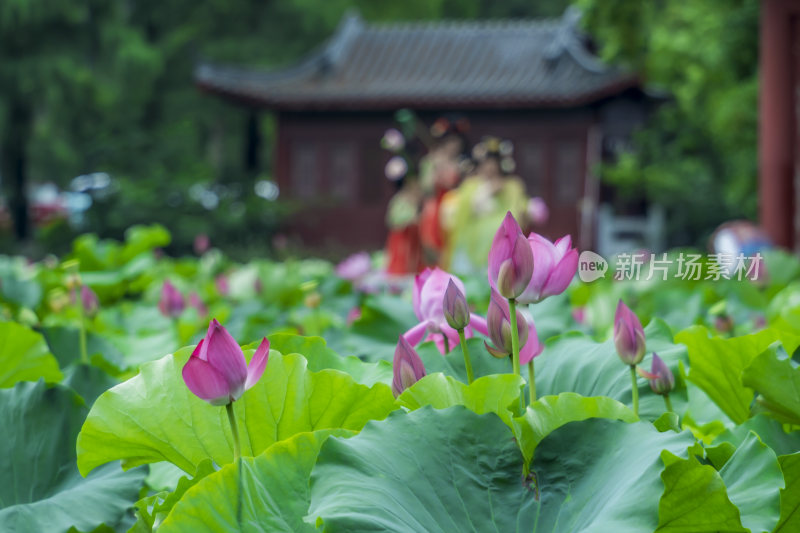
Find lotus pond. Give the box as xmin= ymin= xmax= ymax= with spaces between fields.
xmin=2 ymin=221 xmax=800 ymax=532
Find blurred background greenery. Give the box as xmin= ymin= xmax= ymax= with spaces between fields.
xmin=0 ymin=0 xmax=759 ymax=257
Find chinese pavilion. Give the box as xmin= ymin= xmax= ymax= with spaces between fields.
xmin=196 ymin=8 xmax=653 ymax=251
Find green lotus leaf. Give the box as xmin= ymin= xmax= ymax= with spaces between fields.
xmin=0 ymin=381 xmax=145 ymax=533
xmin=396 ymin=372 xmax=524 ymax=425
xmin=675 ymin=326 xmax=789 ymax=424
xmin=308 ymin=407 xmax=694 ymax=532
xmin=0 ymin=321 xmax=62 ymax=387
xmin=512 ymin=392 xmax=637 ymax=466
xmin=533 ymin=319 xmax=688 ymax=421
xmin=159 ymin=429 xmax=352 ymax=532
xmin=267 ymin=333 xmax=391 ymax=386
xmin=77 ymin=347 xmax=396 ymax=476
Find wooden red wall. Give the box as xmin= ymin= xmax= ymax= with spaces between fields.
xmin=759 ymin=0 xmax=800 ymax=250
xmin=273 ymin=107 xmax=614 ymax=253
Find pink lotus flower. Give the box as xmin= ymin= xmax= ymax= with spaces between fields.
xmin=391 ymin=335 xmax=426 ymax=397
xmin=484 ymin=290 xmax=543 ymax=365
xmin=488 ymin=212 xmax=534 ymax=300
xmin=336 ymin=252 xmax=372 ymax=282
xmin=72 ymin=285 xmax=99 ymax=316
xmin=527 ymin=197 xmax=549 ymax=226
xmin=182 ymin=319 xmax=269 ymax=405
xmin=188 ymin=291 xmax=208 ymax=317
xmin=158 ymin=280 xmax=185 ymax=318
xmin=193 ymin=233 xmax=210 ymax=255
xmin=641 ymin=353 xmax=674 ymax=395
xmin=346 ymin=307 xmax=362 ymax=326
xmin=215 ymin=275 xmax=230 ymax=297
xmin=572 ymin=306 xmax=586 ymax=325
xmin=517 ymin=233 xmax=579 ymax=305
xmin=714 ymin=315 xmax=733 ymax=333
xmin=403 ymin=268 xmax=489 ymax=354
xmin=614 ymin=300 xmax=646 ymax=365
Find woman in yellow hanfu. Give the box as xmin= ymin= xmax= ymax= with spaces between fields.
xmin=440 ymin=137 xmax=528 ymax=275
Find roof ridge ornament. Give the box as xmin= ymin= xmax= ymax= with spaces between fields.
xmin=318 ymin=9 xmax=364 ymax=76
xmin=544 ymin=6 xmax=607 ymax=74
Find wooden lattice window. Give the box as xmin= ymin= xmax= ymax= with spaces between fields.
xmin=291 ymin=142 xmax=319 ymax=199
xmin=328 ymin=142 xmax=358 ymax=202
xmin=554 ymin=140 xmax=582 ymax=205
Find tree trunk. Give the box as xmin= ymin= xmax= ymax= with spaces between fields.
xmin=244 ymin=112 xmax=261 ymax=175
xmin=1 ymin=99 xmax=32 ymax=241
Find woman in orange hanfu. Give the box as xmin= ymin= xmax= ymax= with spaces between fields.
xmin=383 ymin=144 xmax=424 ymax=276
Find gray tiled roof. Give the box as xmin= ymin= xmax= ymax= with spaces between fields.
xmin=196 ymin=8 xmax=640 ymax=110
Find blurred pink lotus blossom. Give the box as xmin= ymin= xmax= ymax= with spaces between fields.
xmin=158 ymin=280 xmax=185 ymax=318
xmin=215 ymin=275 xmax=230 ymax=296
xmin=527 ymin=197 xmax=549 ymax=226
xmin=336 ymin=252 xmax=372 ymax=282
xmin=188 ymin=291 xmax=208 ymax=317
xmin=194 ymin=233 xmax=210 ymax=255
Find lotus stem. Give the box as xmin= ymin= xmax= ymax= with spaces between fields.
xmin=528 ymin=360 xmax=536 ymax=405
xmin=443 ymin=334 xmax=450 ymax=354
xmin=225 ymin=402 xmax=241 ymax=462
xmin=458 ymin=329 xmax=474 ymax=384
xmin=508 ymin=298 xmax=520 ymax=376
xmin=630 ymin=365 xmax=639 ymax=418
xmin=77 ymin=299 xmax=89 ymax=364
xmin=664 ymin=394 xmax=673 ymax=414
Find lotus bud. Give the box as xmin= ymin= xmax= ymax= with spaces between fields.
xmin=181 ymin=319 xmax=269 ymax=405
xmin=443 ymin=279 xmax=470 ymax=330
xmin=80 ymin=285 xmax=99 ymax=316
xmin=215 ymin=275 xmax=230 ymax=296
xmin=488 ymin=212 xmax=534 ymax=300
xmin=714 ymin=315 xmax=733 ymax=333
xmin=158 ymin=280 xmax=185 ymax=318
xmin=647 ymin=353 xmax=675 ymax=395
xmin=194 ymin=233 xmax=210 ymax=255
xmin=188 ymin=291 xmax=208 ymax=317
xmin=65 ymin=272 xmax=81 ymax=291
xmin=391 ymin=336 xmax=426 ymax=397
xmin=614 ymin=300 xmax=646 ymax=365
xmin=346 ymin=307 xmax=362 ymax=326
xmin=49 ymin=289 xmax=70 ymax=313
xmin=485 ymin=290 xmax=528 ymax=358
xmin=304 ymin=292 xmax=321 ymax=309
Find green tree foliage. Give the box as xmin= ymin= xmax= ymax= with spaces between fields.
xmin=578 ymin=0 xmax=760 ymax=245
xmin=0 ymin=1 xmax=160 ymax=241
xmin=1 ymin=0 xmax=566 ymax=253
